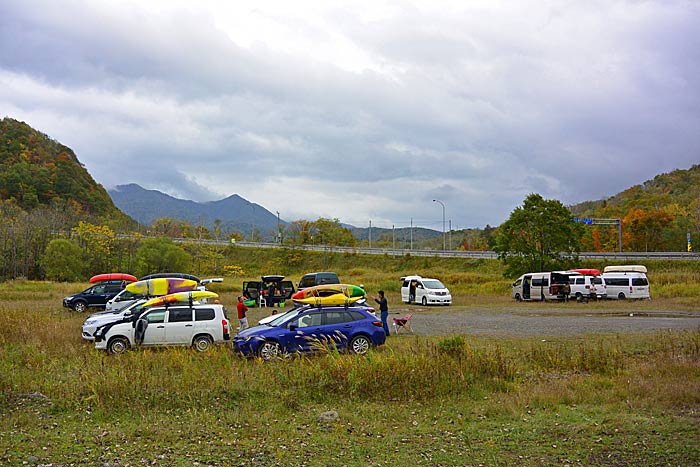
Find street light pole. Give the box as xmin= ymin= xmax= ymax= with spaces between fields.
xmin=276 ymin=211 xmax=281 ymax=244
xmin=432 ymin=199 xmax=446 ymax=251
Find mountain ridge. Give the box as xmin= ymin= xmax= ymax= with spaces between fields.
xmin=109 ymin=183 xmax=283 ymax=238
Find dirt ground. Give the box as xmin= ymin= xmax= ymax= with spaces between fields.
xmin=389 ymin=302 xmax=700 ymax=337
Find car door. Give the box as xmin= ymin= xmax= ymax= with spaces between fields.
xmin=284 ymin=311 xmax=323 ymax=353
xmin=320 ymin=310 xmax=356 ymax=349
xmin=164 ymin=307 xmax=195 ymax=345
xmin=140 ymin=309 xmax=167 ymax=346
xmin=85 ymin=283 xmax=109 ymax=307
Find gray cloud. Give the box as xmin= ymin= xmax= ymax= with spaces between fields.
xmin=1 ymin=0 xmax=698 ymax=229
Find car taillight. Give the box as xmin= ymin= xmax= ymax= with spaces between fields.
xmin=222 ymin=320 xmax=229 ymax=333
xmin=372 ymin=321 xmax=383 ymax=327
xmin=585 ymin=285 xmax=590 ymax=289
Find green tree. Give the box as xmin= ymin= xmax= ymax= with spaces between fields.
xmin=41 ymin=239 xmax=84 ymax=281
xmin=135 ymin=237 xmax=191 ymax=277
xmin=494 ymin=193 xmax=583 ymax=278
xmin=313 ymin=218 xmax=356 ymax=247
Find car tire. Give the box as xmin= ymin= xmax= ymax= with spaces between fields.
xmin=514 ymin=294 xmax=522 ymax=302
xmin=618 ymin=292 xmax=627 ymax=300
xmin=422 ymin=296 xmax=427 ymax=306
xmin=350 ymin=335 xmax=371 ymax=355
xmin=73 ymin=301 xmax=87 ymax=313
xmin=192 ymin=335 xmax=213 ymax=352
xmin=108 ymin=336 xmax=129 ymax=354
xmin=258 ymin=340 xmax=281 ymax=360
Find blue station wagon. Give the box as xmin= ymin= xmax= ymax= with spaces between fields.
xmin=233 ymin=304 xmax=386 ymax=360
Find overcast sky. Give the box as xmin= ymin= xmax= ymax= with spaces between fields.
xmin=1 ymin=0 xmax=698 ymax=230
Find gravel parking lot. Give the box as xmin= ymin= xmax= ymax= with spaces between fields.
xmin=387 ymin=303 xmax=700 ymax=337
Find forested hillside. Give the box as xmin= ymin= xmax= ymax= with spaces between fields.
xmin=569 ymin=165 xmax=700 ymax=252
xmin=0 ymin=117 xmax=135 ymax=280
xmin=0 ymin=117 xmax=124 ymax=218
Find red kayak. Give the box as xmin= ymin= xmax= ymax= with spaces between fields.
xmin=570 ymin=268 xmax=601 ymax=276
xmin=89 ymin=273 xmax=138 ymax=284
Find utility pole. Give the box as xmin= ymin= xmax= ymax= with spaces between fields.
xmin=369 ymin=220 xmax=372 ymax=248
xmin=410 ymin=217 xmax=413 ymax=250
xmin=432 ymin=199 xmax=446 ymax=251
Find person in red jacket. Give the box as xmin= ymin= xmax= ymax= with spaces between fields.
xmin=236 ymin=296 xmax=249 ymax=331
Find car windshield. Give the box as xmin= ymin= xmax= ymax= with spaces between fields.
xmin=266 ymin=307 xmax=307 ymax=326
xmin=423 ymin=280 xmax=445 ymax=289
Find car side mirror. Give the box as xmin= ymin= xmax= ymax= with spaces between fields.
xmin=289 ymin=324 xmax=298 ymax=331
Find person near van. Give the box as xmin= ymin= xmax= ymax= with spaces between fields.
xmin=371 ymin=290 xmax=390 ymax=336
xmin=236 ymin=296 xmax=249 ymax=332
xmin=267 ymin=283 xmax=276 ymax=307
xmin=561 ymin=281 xmax=571 ymax=302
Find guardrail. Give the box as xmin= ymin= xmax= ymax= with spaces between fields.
xmin=176 ymin=238 xmax=699 ymax=260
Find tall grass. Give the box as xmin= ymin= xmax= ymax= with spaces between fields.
xmin=2 ymin=275 xmax=699 ymax=466
xmin=3 ymin=290 xmax=698 ymax=415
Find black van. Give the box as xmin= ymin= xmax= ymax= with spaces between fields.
xmin=297 ymin=272 xmax=340 ymax=291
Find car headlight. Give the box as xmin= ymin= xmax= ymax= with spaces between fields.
xmin=84 ymin=319 xmax=96 ymax=326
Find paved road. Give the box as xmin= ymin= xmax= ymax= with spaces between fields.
xmin=390 ymin=305 xmax=700 ymax=337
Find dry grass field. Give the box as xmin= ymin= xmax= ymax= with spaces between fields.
xmin=1 ymin=254 xmax=699 ymax=466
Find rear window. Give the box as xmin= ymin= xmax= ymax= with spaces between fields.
xmin=316 ymin=273 xmax=339 ymax=285
xmin=169 ymin=308 xmax=193 ymax=322
xmin=349 ymin=311 xmax=367 ymax=321
xmin=324 ymin=311 xmax=352 ymax=325
xmin=632 ymin=277 xmax=649 ymax=286
xmin=195 ymin=308 xmax=215 ymax=321
xmin=592 ymin=277 xmax=603 ymax=285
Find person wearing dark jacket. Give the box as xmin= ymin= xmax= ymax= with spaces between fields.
xmin=371 ymin=290 xmax=390 ymax=336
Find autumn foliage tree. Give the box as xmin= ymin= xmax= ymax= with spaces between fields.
xmin=622 ymin=208 xmax=673 ymax=252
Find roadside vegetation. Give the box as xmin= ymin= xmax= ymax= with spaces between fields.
xmin=1 ymin=253 xmax=699 ymax=466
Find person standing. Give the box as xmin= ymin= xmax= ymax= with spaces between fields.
xmin=236 ymin=296 xmax=249 ymax=332
xmin=371 ymin=290 xmax=390 ymax=336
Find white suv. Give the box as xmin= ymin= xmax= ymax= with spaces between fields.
xmin=93 ymin=304 xmax=231 ymax=354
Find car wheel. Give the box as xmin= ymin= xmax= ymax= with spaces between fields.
xmin=618 ymin=292 xmax=627 ymax=300
xmin=73 ymin=301 xmax=87 ymax=313
xmin=422 ymin=296 xmax=427 ymax=306
xmin=108 ymin=337 xmax=129 ymax=354
xmin=350 ymin=335 xmax=371 ymax=355
xmin=575 ymin=292 xmax=582 ymax=301
xmin=514 ymin=294 xmax=522 ymax=302
xmin=258 ymin=340 xmax=281 ymax=360
xmin=192 ymin=335 xmax=213 ymax=352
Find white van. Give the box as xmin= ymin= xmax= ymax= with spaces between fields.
xmin=400 ymin=275 xmax=452 ymax=305
xmin=566 ymin=272 xmax=607 ymax=301
xmin=511 ymin=271 xmax=575 ymax=301
xmin=602 ymin=265 xmax=650 ymax=300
